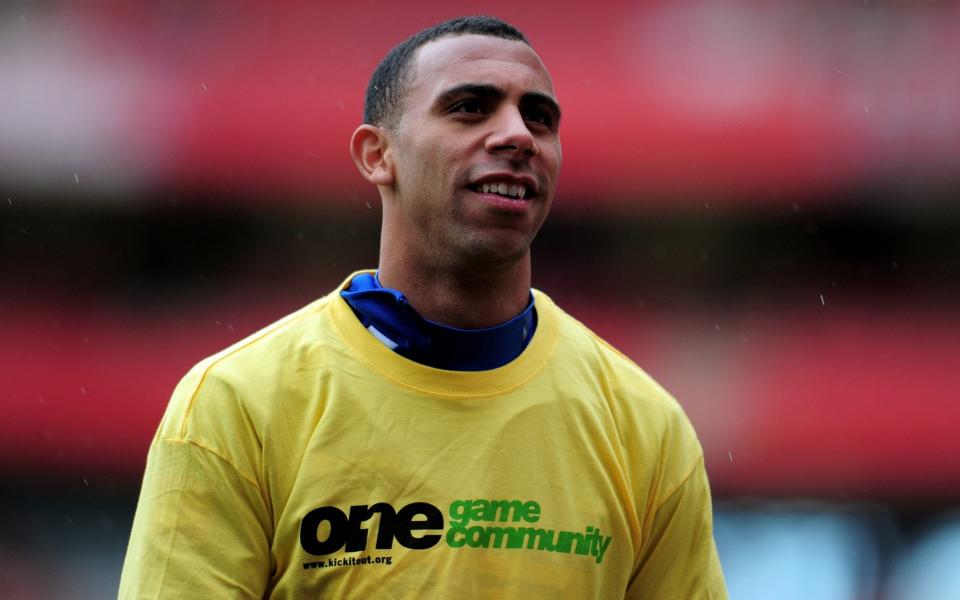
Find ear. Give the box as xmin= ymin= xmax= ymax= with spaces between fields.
xmin=350 ymin=124 xmax=394 ymax=186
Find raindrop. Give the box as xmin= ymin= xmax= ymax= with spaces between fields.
xmin=80 ymin=386 xmax=87 ymax=396
xmin=819 ymin=293 xmax=825 ymax=306
xmin=201 ymin=83 xmax=208 ymax=92
xmin=74 ymin=173 xmax=80 ymax=184
xmin=728 ymin=451 xmax=734 ymax=463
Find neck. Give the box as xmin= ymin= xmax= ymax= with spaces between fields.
xmin=378 ymin=251 xmax=532 ymax=329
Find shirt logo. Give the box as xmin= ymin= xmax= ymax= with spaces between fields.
xmin=299 ymin=498 xmax=612 ymax=568
xmin=300 ymin=502 xmax=442 ymax=554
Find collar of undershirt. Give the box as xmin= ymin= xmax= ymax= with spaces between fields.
xmin=339 ymin=272 xmax=537 ymax=371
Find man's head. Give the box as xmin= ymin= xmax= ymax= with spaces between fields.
xmin=363 ymin=16 xmax=529 ymax=129
xmin=351 ymin=16 xmax=561 ymax=276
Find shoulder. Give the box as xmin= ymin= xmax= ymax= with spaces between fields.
xmin=536 ymin=290 xmax=680 ymax=412
xmin=535 ymin=289 xmax=702 ymax=456
xmin=156 ymin=290 xmax=344 ymax=443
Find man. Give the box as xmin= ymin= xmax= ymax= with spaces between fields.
xmin=120 ymin=16 xmax=727 ymax=599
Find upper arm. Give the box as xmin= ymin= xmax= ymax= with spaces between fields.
xmin=625 ymin=456 xmax=727 ymax=600
xmin=119 ymin=438 xmax=272 ymax=599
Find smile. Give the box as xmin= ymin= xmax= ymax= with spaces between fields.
xmin=471 ymin=182 xmax=528 ymax=200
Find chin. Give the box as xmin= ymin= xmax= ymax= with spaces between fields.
xmin=456 ymin=238 xmax=530 ymax=270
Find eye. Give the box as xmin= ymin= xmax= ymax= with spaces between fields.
xmin=523 ymin=107 xmax=555 ymax=128
xmin=450 ymin=99 xmax=484 ymax=115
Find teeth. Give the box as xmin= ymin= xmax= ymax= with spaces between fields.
xmin=477 ymin=182 xmax=530 ymax=199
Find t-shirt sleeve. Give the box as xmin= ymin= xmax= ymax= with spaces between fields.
xmin=625 ymin=455 xmax=727 ymax=600
xmin=118 ymin=437 xmax=272 ymax=598
xmin=119 ymin=363 xmax=274 ymax=599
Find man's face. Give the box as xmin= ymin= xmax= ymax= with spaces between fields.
xmin=386 ymin=34 xmax=562 ymax=268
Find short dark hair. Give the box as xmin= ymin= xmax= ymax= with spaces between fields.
xmin=363 ymin=16 xmax=530 ymax=127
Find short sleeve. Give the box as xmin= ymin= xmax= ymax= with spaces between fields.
xmin=625 ymin=456 xmax=727 ymax=600
xmin=118 ymin=438 xmax=272 ymax=598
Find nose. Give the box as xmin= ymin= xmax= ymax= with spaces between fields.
xmin=485 ymin=107 xmax=538 ymax=157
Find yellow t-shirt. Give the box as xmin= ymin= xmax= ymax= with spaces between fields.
xmin=119 ymin=272 xmax=727 ymax=599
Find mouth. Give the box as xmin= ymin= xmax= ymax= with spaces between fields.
xmin=469 ymin=181 xmax=529 ymax=200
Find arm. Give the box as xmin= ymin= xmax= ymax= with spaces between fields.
xmin=626 ymin=456 xmax=727 ymax=600
xmin=119 ymin=360 xmax=274 ymax=598
xmin=119 ymin=437 xmax=272 ymax=598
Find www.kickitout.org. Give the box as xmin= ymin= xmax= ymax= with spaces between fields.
xmin=303 ymin=555 xmax=393 ymax=570
xmin=300 ymin=498 xmax=613 ymax=570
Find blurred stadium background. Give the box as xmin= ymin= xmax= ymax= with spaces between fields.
xmin=2 ymin=1 xmax=959 ymax=598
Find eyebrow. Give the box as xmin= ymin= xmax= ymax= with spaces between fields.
xmin=434 ymin=83 xmax=562 ymax=122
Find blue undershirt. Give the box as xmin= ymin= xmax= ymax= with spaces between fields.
xmin=340 ymin=272 xmax=537 ymax=371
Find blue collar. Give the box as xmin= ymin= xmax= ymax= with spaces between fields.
xmin=340 ymin=272 xmax=537 ymax=371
